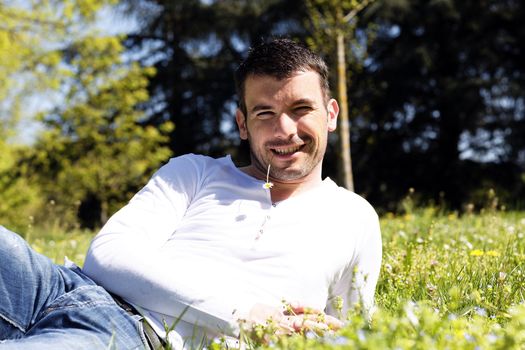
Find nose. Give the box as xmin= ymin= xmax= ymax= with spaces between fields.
xmin=273 ymin=113 xmax=297 ymax=138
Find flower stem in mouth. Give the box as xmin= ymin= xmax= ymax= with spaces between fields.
xmin=263 ymin=162 xmax=274 ymax=189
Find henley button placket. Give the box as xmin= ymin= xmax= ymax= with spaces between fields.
xmin=255 ymin=203 xmax=274 ymax=241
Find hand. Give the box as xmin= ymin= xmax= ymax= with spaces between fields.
xmin=279 ymin=303 xmax=343 ymax=334
xmin=245 ymin=302 xmax=343 ymax=336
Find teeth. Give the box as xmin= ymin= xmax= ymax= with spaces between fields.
xmin=274 ymin=146 xmax=301 ymax=155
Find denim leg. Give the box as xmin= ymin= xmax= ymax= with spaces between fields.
xmin=0 ymin=226 xmax=147 ymax=349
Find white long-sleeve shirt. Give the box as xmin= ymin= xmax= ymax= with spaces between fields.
xmin=82 ymin=154 xmax=382 ymax=348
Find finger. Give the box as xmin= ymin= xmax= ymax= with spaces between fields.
xmin=324 ymin=315 xmax=344 ymax=330
xmin=296 ymin=314 xmax=344 ymax=331
xmin=285 ymin=303 xmax=323 ymax=315
xmin=277 ymin=317 xmax=296 ymax=334
xmin=282 ymin=316 xmax=328 ymax=332
xmin=307 ymin=313 xmax=343 ymax=329
xmin=301 ymin=319 xmax=329 ymax=331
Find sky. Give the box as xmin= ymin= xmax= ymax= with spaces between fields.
xmin=12 ymin=4 xmax=138 ymax=144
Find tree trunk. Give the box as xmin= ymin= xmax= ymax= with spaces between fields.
xmin=336 ymin=29 xmax=354 ymax=191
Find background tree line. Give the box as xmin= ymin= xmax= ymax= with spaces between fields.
xmin=1 ymin=0 xmax=523 ymax=230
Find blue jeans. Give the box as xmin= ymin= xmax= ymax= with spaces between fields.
xmin=0 ymin=226 xmax=147 ymax=349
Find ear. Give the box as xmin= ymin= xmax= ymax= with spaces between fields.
xmin=326 ymin=99 xmax=339 ymax=132
xmin=236 ymin=108 xmax=248 ymax=140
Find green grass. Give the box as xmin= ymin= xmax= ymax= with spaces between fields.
xmin=26 ymin=209 xmax=525 ymax=349
xmin=23 ymin=223 xmax=94 ymax=265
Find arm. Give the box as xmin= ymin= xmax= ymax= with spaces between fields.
xmin=326 ymin=207 xmax=382 ymax=320
xmin=82 ymin=156 xmax=244 ymax=335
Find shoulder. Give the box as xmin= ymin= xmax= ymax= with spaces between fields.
xmin=157 ymin=153 xmax=229 ymax=177
xmin=142 ymin=154 xmax=232 ymax=201
xmin=161 ymin=153 xmax=223 ymax=169
xmin=323 ymin=178 xmax=378 ymax=220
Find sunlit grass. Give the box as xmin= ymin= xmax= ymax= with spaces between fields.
xmin=378 ymin=208 xmax=525 ymax=320
xmin=23 ymin=223 xmax=94 ymax=265
xmin=28 ymin=207 xmax=525 ymax=349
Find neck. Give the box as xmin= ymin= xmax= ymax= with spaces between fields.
xmin=239 ymin=165 xmax=323 ymax=203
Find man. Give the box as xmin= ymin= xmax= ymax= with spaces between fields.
xmin=0 ymin=38 xmax=381 ymax=349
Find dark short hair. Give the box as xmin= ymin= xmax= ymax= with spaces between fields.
xmin=234 ymin=38 xmax=330 ymax=116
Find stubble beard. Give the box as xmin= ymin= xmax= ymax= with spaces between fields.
xmin=247 ymin=132 xmax=327 ymax=182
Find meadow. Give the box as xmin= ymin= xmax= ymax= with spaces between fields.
xmin=22 ymin=203 xmax=525 ymax=349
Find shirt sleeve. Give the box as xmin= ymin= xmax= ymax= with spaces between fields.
xmin=82 ymin=155 xmax=241 ymax=335
xmin=325 ymin=203 xmax=382 ymax=321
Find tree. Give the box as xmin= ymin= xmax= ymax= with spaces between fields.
xmin=305 ymin=0 xmax=375 ymax=191
xmin=350 ymin=0 xmax=525 ymax=209
xmin=0 ymin=0 xmax=116 ymax=229
xmin=0 ymin=0 xmax=114 ymax=133
xmin=32 ymin=36 xmax=173 ymax=228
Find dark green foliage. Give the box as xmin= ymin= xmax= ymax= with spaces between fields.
xmin=121 ymin=0 xmax=525 ymax=212
xmin=349 ymin=0 xmax=525 ymax=210
xmin=30 ymin=36 xmax=173 ymax=229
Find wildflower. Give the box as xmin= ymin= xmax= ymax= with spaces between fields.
xmin=325 ymin=335 xmax=348 ymax=345
xmin=263 ymin=162 xmax=273 ymax=189
xmin=498 ymin=271 xmax=507 ymax=282
xmin=461 ymin=237 xmax=473 ymax=249
xmin=404 ymin=301 xmax=419 ymax=327
xmin=426 ymin=283 xmax=437 ymax=294
xmin=486 ymin=333 xmax=499 ymax=343
xmin=474 ymin=306 xmax=487 ymax=317
xmin=332 ymin=296 xmax=344 ymax=314
xmin=262 ymin=182 xmax=274 ymax=189
xmin=385 ymin=263 xmax=393 ymax=273
xmin=357 ymin=329 xmax=367 ymax=342
xmin=486 ymin=250 xmax=500 ymax=257
xmin=469 ymin=249 xmax=484 ymax=257
xmin=464 ymin=333 xmax=475 ymax=342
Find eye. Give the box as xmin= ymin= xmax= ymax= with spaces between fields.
xmin=294 ymin=106 xmax=313 ymax=115
xmin=255 ymin=111 xmax=275 ymax=119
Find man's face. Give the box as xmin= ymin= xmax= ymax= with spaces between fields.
xmin=235 ymin=70 xmax=339 ymax=182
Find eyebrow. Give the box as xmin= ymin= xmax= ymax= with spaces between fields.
xmin=250 ymin=104 xmax=274 ymax=113
xmin=291 ymin=98 xmax=316 ymax=107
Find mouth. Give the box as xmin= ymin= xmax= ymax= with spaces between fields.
xmin=269 ymin=144 xmax=304 ymax=156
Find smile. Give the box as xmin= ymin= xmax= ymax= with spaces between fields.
xmin=271 ymin=145 xmax=303 ymax=155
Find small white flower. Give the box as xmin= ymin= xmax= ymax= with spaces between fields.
xmin=263 ymin=182 xmax=274 ymax=189
xmin=404 ymin=301 xmax=419 ymax=327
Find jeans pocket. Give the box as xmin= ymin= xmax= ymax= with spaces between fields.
xmin=41 ymin=285 xmax=114 ymax=316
